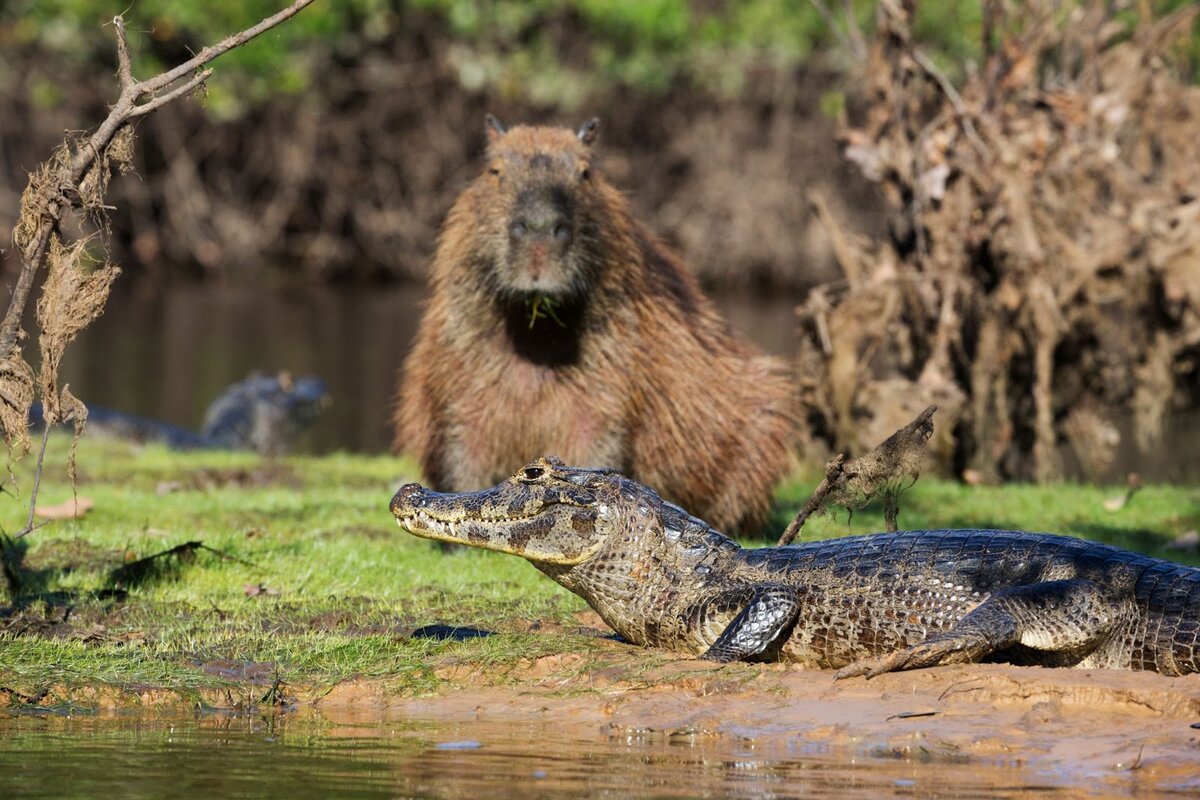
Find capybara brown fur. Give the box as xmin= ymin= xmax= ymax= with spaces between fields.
xmin=394 ymin=117 xmax=798 ymax=535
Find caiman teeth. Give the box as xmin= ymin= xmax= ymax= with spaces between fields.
xmin=398 ymin=513 xmax=462 ymax=538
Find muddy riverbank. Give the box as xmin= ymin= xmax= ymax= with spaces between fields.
xmin=7 ymin=635 xmax=1200 ymax=796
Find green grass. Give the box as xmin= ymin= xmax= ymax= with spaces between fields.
xmin=1 ymin=434 xmax=1197 ymax=707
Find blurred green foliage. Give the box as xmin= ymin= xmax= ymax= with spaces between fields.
xmin=1 ymin=1 xmax=1196 ymax=118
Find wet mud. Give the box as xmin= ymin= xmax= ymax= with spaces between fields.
xmin=313 ymin=639 xmax=1200 ymax=795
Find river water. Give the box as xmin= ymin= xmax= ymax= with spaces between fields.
xmin=55 ymin=283 xmax=800 ymax=456
xmin=0 ymin=711 xmax=1077 ymax=799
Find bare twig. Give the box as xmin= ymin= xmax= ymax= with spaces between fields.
xmin=841 ymin=0 xmax=868 ymax=62
xmin=911 ymin=49 xmax=989 ymax=160
xmin=113 ymin=17 xmax=135 ymax=91
xmin=14 ymin=424 xmax=52 ymax=538
xmin=140 ymin=1 xmax=316 ymax=98
xmin=883 ymin=492 xmax=900 ymax=532
xmin=809 ymin=189 xmax=862 ymax=287
xmin=777 ymin=406 xmax=937 ymax=545
xmin=129 ymin=70 xmax=213 ymax=118
xmin=108 ymin=540 xmax=255 ymax=588
xmin=809 ymin=0 xmax=868 ymax=62
xmin=778 ymin=454 xmax=845 ymax=546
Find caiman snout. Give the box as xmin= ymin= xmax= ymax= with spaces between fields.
xmin=390 ymin=482 xmax=426 ymax=516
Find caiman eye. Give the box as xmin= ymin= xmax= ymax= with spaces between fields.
xmin=522 ymin=466 xmax=545 ymax=480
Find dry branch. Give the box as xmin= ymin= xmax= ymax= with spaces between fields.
xmin=1 ymin=0 xmax=316 ymax=360
xmin=0 ymin=0 xmax=316 ymax=563
xmin=777 ymin=454 xmax=845 ymax=546
xmin=779 ymin=405 xmax=936 ymax=545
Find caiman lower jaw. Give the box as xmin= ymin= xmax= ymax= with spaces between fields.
xmin=392 ymin=503 xmax=549 ymax=542
xmin=395 ymin=510 xmax=559 ymax=551
xmin=394 ymin=509 xmax=602 ymax=565
xmin=393 ymin=513 xmax=535 ymax=544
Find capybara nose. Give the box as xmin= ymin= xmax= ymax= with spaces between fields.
xmin=510 ymin=215 xmax=570 ymax=244
xmin=390 ymin=483 xmax=425 ymax=515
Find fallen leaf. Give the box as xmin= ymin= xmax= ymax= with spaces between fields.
xmin=244 ymin=583 xmax=279 ymax=598
xmin=1103 ymin=473 xmax=1142 ymax=513
xmin=1169 ymin=530 xmax=1200 ymax=553
xmin=1102 ymin=495 xmax=1128 ymax=513
xmin=35 ymin=496 xmax=94 ymax=520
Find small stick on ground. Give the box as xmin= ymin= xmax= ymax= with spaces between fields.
xmin=108 ymin=540 xmax=255 ymax=588
xmin=778 ymin=406 xmax=938 ymax=546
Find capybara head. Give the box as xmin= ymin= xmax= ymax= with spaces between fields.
xmin=475 ymin=115 xmax=606 ymax=302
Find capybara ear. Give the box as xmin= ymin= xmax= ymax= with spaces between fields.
xmin=577 ymin=118 xmax=599 ymax=146
xmin=485 ymin=114 xmax=507 ymax=143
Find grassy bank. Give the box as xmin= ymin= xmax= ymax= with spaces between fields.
xmin=1 ymin=434 xmax=1198 ymax=710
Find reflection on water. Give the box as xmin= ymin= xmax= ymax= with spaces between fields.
xmin=55 ymin=283 xmax=800 ymax=456
xmin=0 ymin=713 xmax=1067 ymax=799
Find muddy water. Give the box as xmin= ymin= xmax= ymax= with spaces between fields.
xmin=0 ymin=711 xmax=1073 ymax=799
xmin=54 ymin=283 xmax=800 ymax=456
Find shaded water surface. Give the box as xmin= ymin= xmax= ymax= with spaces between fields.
xmin=0 ymin=713 xmax=1069 ymax=799
xmin=55 ymin=283 xmax=800 ymax=456
xmin=51 ymin=282 xmax=1200 ymax=479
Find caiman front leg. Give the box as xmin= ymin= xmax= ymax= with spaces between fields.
xmin=695 ymin=585 xmax=801 ymax=663
xmin=836 ymin=578 xmax=1123 ymax=679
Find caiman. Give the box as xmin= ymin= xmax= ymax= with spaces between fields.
xmin=30 ymin=372 xmax=329 ymax=456
xmin=390 ymin=457 xmax=1200 ymax=677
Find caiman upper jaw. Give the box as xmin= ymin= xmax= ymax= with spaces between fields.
xmin=388 ymin=478 xmax=609 ymax=564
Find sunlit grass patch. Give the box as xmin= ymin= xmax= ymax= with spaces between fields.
xmin=1 ymin=433 xmax=1198 ymax=706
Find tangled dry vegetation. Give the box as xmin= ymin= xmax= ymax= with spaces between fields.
xmin=797 ymin=0 xmax=1200 ymax=483
xmin=0 ymin=3 xmax=315 ymax=560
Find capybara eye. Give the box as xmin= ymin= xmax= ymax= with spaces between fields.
xmin=489 ymin=166 xmax=500 ymax=176
xmin=509 ymin=221 xmax=527 ymax=239
xmin=553 ymin=223 xmax=571 ymax=242
xmin=522 ymin=466 xmax=545 ymax=480
xmin=580 ymin=167 xmax=590 ymax=180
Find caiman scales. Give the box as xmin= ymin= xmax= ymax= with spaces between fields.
xmin=390 ymin=458 xmax=1200 ymax=677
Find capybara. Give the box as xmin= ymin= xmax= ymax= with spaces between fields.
xmin=394 ymin=117 xmax=797 ymax=534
